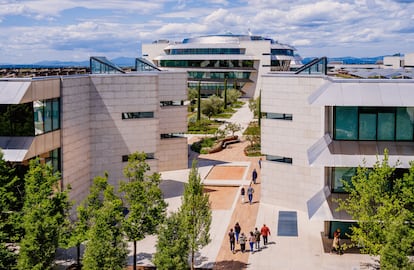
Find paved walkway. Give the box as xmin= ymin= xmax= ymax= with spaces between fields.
xmin=135 ymin=98 xmax=376 ymax=269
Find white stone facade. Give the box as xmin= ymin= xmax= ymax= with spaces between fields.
xmin=260 ymin=73 xmax=414 ymax=229
xmin=1 ymin=71 xmax=188 ymax=205
xmin=61 ymin=72 xmax=188 ymax=203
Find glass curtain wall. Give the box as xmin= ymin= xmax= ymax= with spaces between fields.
xmin=34 ymin=98 xmax=60 ymax=135
xmin=334 ymin=106 xmax=414 ymax=141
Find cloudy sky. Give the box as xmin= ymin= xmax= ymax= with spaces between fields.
xmin=1 ymin=0 xmax=413 ymax=64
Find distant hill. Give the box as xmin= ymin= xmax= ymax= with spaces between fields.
xmin=1 ymin=55 xmax=394 ymax=69
xmin=0 ymin=57 xmax=137 ymax=68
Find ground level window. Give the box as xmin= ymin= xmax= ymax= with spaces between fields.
xmin=329 ymin=221 xmax=355 ymax=239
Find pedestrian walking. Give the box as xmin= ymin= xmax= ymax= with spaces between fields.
xmin=228 ymin=228 xmax=235 ymax=253
xmin=247 ymin=184 xmax=254 ymax=205
xmin=239 ymin=232 xmax=247 ymax=253
xmin=240 ymin=186 xmax=245 ymax=204
xmin=254 ymin=227 xmax=261 ymax=250
xmin=261 ymin=224 xmax=271 ymax=245
xmin=258 ymin=158 xmax=262 ymax=169
xmin=249 ymin=231 xmax=255 ymax=253
xmin=252 ymin=168 xmax=258 ymax=184
xmin=234 ymin=222 xmax=241 ymax=243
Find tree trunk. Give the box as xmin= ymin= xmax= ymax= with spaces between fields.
xmin=77 ymin=244 xmax=81 ymax=269
xmin=197 ymin=81 xmax=201 ymax=122
xmin=133 ymin=240 xmax=137 ymax=270
xmin=191 ymin=250 xmax=195 ymax=270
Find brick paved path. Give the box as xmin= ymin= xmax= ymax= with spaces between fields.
xmin=193 ymin=140 xmax=262 ymax=270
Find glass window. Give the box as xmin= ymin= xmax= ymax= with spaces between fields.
xmin=33 ymin=100 xmax=44 ymax=135
xmin=396 ymin=107 xmax=414 ymax=140
xmin=266 ymin=155 xmax=292 ymax=164
xmin=377 ymin=112 xmax=395 ymax=140
xmin=335 ymin=107 xmax=358 ymax=140
xmin=52 ymin=99 xmax=60 ymax=130
xmin=122 ymin=112 xmax=154 ymax=119
xmin=44 ymin=100 xmax=53 ymax=133
xmin=264 ymin=113 xmax=292 ymax=120
xmin=45 ymin=148 xmax=61 ymax=173
xmin=335 ymin=107 xmax=414 ymax=141
xmin=122 ymin=153 xmax=155 ymax=162
xmin=332 ymin=167 xmax=356 ymax=193
xmin=329 ymin=221 xmax=355 ymax=239
xmin=359 ymin=113 xmax=377 ymax=140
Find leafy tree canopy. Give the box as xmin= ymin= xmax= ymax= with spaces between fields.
xmin=338 ymin=150 xmax=414 ymax=269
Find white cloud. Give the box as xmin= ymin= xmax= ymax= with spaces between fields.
xmin=0 ymin=0 xmax=414 ymax=63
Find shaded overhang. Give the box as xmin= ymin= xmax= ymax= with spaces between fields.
xmin=308 ymin=79 xmax=414 ymax=106
xmin=307 ymin=186 xmax=353 ymax=221
xmin=0 ymin=137 xmax=34 ymax=162
xmin=0 ymin=81 xmax=32 ymax=104
xmin=308 ymin=134 xmax=414 ymax=168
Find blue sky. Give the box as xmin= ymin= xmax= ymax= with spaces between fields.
xmin=1 ymin=0 xmax=414 ymax=64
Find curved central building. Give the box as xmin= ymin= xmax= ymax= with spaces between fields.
xmin=143 ymin=34 xmax=302 ymax=97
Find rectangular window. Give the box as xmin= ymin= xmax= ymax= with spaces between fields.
xmin=160 ymin=101 xmax=184 ymax=107
xmin=334 ymin=106 xmax=414 ymax=141
xmin=329 ymin=221 xmax=355 ymax=239
xmin=122 ymin=112 xmax=154 ymax=119
xmin=33 ymin=98 xmax=60 ymax=135
xmin=160 ymin=133 xmax=184 ymax=139
xmin=266 ymin=155 xmax=292 ymax=164
xmin=264 ymin=113 xmax=293 ymax=120
xmin=44 ymin=100 xmax=53 ymax=133
xmin=334 ymin=107 xmax=358 ymax=140
xmin=122 ymin=153 xmax=155 ymax=162
xmin=396 ymin=108 xmax=414 ymax=140
xmin=45 ymin=148 xmax=61 ymax=173
xmin=359 ymin=112 xmax=377 ymax=140
xmin=331 ymin=167 xmax=356 ymax=193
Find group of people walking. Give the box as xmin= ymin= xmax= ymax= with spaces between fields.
xmin=228 ymin=222 xmax=271 ymax=254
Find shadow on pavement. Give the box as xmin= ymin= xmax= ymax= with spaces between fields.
xmin=159 ymin=179 xmax=185 ymax=199
xmin=213 ymin=260 xmax=249 ymax=270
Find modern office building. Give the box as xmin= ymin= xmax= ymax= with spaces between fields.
xmin=0 ymin=70 xmax=188 ymax=204
xmin=143 ymin=34 xmax=302 ymax=97
xmin=260 ymin=59 xmax=414 ymax=239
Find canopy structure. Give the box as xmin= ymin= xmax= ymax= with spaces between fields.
xmin=309 ymin=79 xmax=414 ymax=106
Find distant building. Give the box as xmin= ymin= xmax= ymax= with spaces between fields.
xmin=143 ymin=34 xmax=302 ymax=97
xmin=260 ymin=58 xmax=414 ymax=239
xmin=383 ymin=52 xmax=414 ymax=68
xmin=0 ymin=69 xmax=188 ymax=204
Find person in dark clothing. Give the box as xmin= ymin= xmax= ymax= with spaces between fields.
xmin=234 ymin=222 xmax=241 ymax=243
xmin=228 ymin=228 xmax=235 ymax=253
xmin=252 ymin=168 xmax=258 ymax=184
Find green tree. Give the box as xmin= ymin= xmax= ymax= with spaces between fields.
xmin=223 ymin=78 xmax=228 ymax=109
xmin=81 ymin=174 xmax=127 ymax=270
xmin=17 ymin=159 xmax=70 ymax=270
xmin=0 ymin=150 xmax=22 ymax=269
xmin=197 ymin=82 xmax=201 ymax=122
xmin=337 ymin=150 xmax=414 ymax=269
xmin=223 ymin=89 xmax=241 ymax=106
xmin=248 ymin=96 xmax=260 ymax=120
xmin=201 ymin=95 xmax=223 ymax=119
xmin=120 ymin=152 xmax=167 ymax=270
xmin=153 ymin=211 xmax=189 ymax=270
xmin=224 ymin=122 xmax=241 ymax=137
xmin=181 ymin=160 xmax=211 ymax=270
